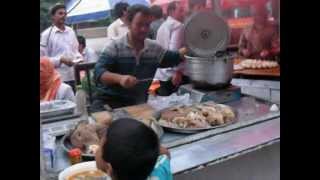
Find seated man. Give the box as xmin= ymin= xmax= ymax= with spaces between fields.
xmin=77 ymin=35 xmax=99 ymax=62
xmin=238 ymin=5 xmax=280 ymax=60
xmin=92 ymin=5 xmax=186 ymax=112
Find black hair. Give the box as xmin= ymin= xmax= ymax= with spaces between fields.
xmin=102 ymin=118 xmax=160 ymax=180
xmin=114 ymin=2 xmax=129 ymax=19
xmin=127 ymin=4 xmax=151 ymax=23
xmin=150 ymin=5 xmax=163 ymax=19
xmin=167 ymin=1 xmax=178 ymax=16
xmin=77 ymin=35 xmax=86 ymax=47
xmin=50 ymin=3 xmax=66 ymax=16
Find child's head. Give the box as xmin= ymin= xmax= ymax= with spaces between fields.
xmin=96 ymin=118 xmax=160 ymax=180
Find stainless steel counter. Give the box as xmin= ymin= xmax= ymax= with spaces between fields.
xmin=46 ymin=96 xmax=280 ymax=179
xmin=170 ymin=118 xmax=279 ymax=174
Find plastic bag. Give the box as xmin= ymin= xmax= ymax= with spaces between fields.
xmin=147 ymin=93 xmax=192 ymax=111
xmin=42 ymin=130 xmax=56 ymax=171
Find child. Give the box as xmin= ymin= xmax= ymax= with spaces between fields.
xmin=95 ymin=118 xmax=173 ymax=180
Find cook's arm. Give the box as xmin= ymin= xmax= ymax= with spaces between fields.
xmin=94 ymin=51 xmax=122 ymax=86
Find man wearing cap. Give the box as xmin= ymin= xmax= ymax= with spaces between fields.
xmin=40 ymin=3 xmax=83 ymax=92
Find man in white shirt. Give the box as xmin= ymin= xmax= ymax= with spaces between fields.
xmin=77 ymin=35 xmax=98 ymax=62
xmin=156 ymin=1 xmax=185 ymax=50
xmin=153 ymin=1 xmax=187 ymax=96
xmin=107 ymin=2 xmax=129 ymax=40
xmin=40 ymin=3 xmax=82 ymax=92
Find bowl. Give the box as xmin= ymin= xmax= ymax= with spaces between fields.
xmin=58 ymin=161 xmax=111 ymax=180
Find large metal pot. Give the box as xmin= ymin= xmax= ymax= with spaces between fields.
xmin=185 ymin=52 xmax=234 ymax=89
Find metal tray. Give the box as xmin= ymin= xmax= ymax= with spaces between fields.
xmin=153 ymin=102 xmax=238 ymax=134
xmin=61 ymin=115 xmax=165 ymax=160
xmin=40 ymin=100 xmax=76 ymax=118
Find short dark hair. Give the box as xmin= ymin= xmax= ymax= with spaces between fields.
xmin=77 ymin=35 xmax=86 ymax=47
xmin=150 ymin=5 xmax=163 ymax=19
xmin=114 ymin=2 xmax=129 ymax=19
xmin=167 ymin=1 xmax=178 ymax=15
xmin=127 ymin=5 xmax=151 ymax=23
xmin=102 ymin=118 xmax=159 ymax=180
xmin=50 ymin=3 xmax=66 ymax=16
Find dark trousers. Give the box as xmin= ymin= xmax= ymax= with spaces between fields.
xmin=64 ymin=80 xmax=76 ymax=93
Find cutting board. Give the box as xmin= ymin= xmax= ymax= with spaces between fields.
xmin=91 ymin=104 xmax=155 ymax=123
xmin=123 ymin=104 xmax=155 ymax=120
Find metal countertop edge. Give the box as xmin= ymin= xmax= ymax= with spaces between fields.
xmin=173 ymin=138 xmax=280 ymax=175
xmin=165 ymin=113 xmax=280 ymax=149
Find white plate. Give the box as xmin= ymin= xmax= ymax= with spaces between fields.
xmin=59 ymin=161 xmax=111 ymax=180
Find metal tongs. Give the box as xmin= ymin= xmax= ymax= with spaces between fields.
xmin=138 ymin=78 xmax=153 ymax=83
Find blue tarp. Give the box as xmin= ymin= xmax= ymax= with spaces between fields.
xmin=65 ymin=0 xmax=150 ymax=24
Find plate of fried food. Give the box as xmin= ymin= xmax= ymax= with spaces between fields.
xmin=153 ymin=101 xmax=237 ymax=134
xmin=237 ymin=59 xmax=278 ymax=70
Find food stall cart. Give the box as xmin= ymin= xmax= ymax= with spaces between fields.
xmin=40 ymin=8 xmax=279 ymax=180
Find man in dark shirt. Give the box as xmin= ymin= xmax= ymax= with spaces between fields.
xmin=92 ymin=5 xmax=186 ymax=111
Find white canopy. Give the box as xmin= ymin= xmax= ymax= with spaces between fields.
xmin=65 ymin=0 xmax=151 ymax=24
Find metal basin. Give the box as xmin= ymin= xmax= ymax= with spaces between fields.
xmin=185 ymin=54 xmax=234 ymax=89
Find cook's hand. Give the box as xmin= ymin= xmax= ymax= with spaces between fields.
xmin=260 ymin=49 xmax=270 ymax=58
xmin=120 ymin=75 xmax=138 ymax=88
xmin=172 ymin=71 xmax=183 ymax=86
xmin=179 ymin=47 xmax=188 ymax=57
xmin=60 ymin=57 xmax=74 ymax=67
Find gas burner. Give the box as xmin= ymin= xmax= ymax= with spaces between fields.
xmin=178 ymin=84 xmax=241 ymax=104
